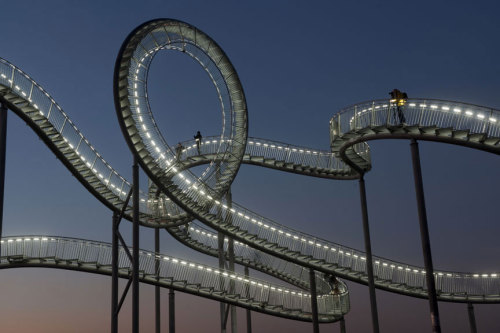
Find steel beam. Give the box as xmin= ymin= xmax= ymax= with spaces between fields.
xmin=132 ymin=156 xmax=140 ymax=333
xmin=309 ymin=268 xmax=319 ymax=333
xmin=358 ymin=175 xmax=380 ymax=333
xmin=410 ymin=139 xmax=441 ymax=333
xmin=0 ymin=102 xmax=7 ymax=258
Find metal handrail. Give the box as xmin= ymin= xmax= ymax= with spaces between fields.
xmin=0 ymin=235 xmax=349 ymax=320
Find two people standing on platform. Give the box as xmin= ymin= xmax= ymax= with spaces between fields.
xmin=389 ymin=89 xmax=408 ymax=125
xmin=175 ymin=131 xmax=202 ymax=162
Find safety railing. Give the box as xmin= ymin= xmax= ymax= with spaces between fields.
xmin=0 ymin=58 xmax=151 ymax=214
xmin=330 ymin=99 xmax=500 ymax=141
xmin=185 ymin=223 xmax=345 ymax=294
xmin=175 ymin=136 xmax=350 ymax=173
xmin=184 ymin=215 xmax=500 ymax=300
xmin=0 ymin=236 xmax=349 ymax=317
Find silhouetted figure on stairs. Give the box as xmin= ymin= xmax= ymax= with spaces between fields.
xmin=194 ymin=131 xmax=202 ymax=154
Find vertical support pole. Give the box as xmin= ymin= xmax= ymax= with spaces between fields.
xmin=339 ymin=316 xmax=346 ymax=333
xmin=132 ymin=156 xmax=140 ymax=333
xmin=0 ymin=102 xmax=7 ymax=258
xmin=228 ymin=237 xmax=236 ymax=333
xmin=218 ymin=231 xmax=227 ymax=333
xmin=244 ymin=266 xmax=252 ymax=333
xmin=309 ymin=268 xmax=320 ymax=333
xmin=467 ymin=303 xmax=477 ymax=333
xmin=169 ymin=288 xmax=175 ymax=333
xmin=155 ymin=228 xmax=160 ymax=333
xmin=111 ymin=212 xmax=119 ymax=333
xmin=358 ymin=175 xmax=380 ymax=333
xmin=226 ymin=190 xmax=237 ymax=333
xmin=216 ymin=162 xmax=226 ymax=333
xmin=410 ymin=139 xmax=441 ymax=333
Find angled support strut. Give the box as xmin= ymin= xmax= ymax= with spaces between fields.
xmin=111 ymin=186 xmax=134 ymax=333
xmin=358 ymin=175 xmax=380 ymax=333
xmin=410 ymin=139 xmax=441 ymax=333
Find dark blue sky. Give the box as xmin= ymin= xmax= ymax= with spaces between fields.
xmin=1 ymin=0 xmax=499 ymax=332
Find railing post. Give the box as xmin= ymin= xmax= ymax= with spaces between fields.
xmin=467 ymin=303 xmax=477 ymax=333
xmin=358 ymin=175 xmax=380 ymax=333
xmin=155 ymin=227 xmax=160 ymax=333
xmin=353 ymin=106 xmax=357 ymax=130
xmin=337 ymin=114 xmax=341 ymax=136
xmin=370 ymin=101 xmax=375 ymax=127
xmin=132 ymin=155 xmax=140 ymax=333
xmin=111 ymin=212 xmax=119 ymax=333
xmin=418 ymin=101 xmax=425 ymax=125
xmin=386 ymin=103 xmax=391 ymax=125
xmin=309 ymin=269 xmax=319 ymax=333
xmin=0 ymin=102 xmax=7 ymax=258
xmin=244 ymin=266 xmax=252 ymax=333
xmin=410 ymin=139 xmax=441 ymax=333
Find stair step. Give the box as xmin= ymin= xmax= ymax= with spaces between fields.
xmin=436 ymin=127 xmax=453 ymax=137
xmin=468 ymin=133 xmax=486 ymax=143
xmin=420 ymin=126 xmax=438 ymax=134
xmin=483 ymin=136 xmax=500 ymax=146
xmin=452 ymin=129 xmax=469 ymax=139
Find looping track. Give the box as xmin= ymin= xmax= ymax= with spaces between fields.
xmin=0 ymin=18 xmax=499 ymax=325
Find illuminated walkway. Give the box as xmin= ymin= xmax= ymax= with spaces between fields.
xmin=0 ymin=235 xmax=348 ymax=322
xmin=0 ymin=19 xmax=499 ymax=332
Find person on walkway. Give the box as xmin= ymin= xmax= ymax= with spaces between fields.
xmin=389 ymin=89 xmax=408 ymax=125
xmin=194 ymin=131 xmax=202 ymax=154
xmin=324 ymin=273 xmax=341 ymax=294
xmin=175 ymin=142 xmax=183 ymax=161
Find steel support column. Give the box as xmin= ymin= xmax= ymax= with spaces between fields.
xmin=169 ymin=288 xmax=175 ymax=333
xmin=0 ymin=102 xmax=7 ymax=258
xmin=410 ymin=139 xmax=441 ymax=333
xmin=215 ymin=163 xmax=227 ymax=333
xmin=111 ymin=212 xmax=119 ymax=333
xmin=339 ymin=316 xmax=346 ymax=333
xmin=467 ymin=303 xmax=477 ymax=333
xmin=358 ymin=175 xmax=380 ymax=333
xmin=228 ymin=237 xmax=236 ymax=333
xmin=226 ymin=190 xmax=237 ymax=333
xmin=155 ymin=228 xmax=160 ymax=333
xmin=132 ymin=156 xmax=140 ymax=333
xmin=244 ymin=266 xmax=252 ymax=333
xmin=218 ymin=231 xmax=227 ymax=333
xmin=309 ymin=268 xmax=319 ymax=333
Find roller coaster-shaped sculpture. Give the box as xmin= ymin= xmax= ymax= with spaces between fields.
xmin=0 ymin=18 xmax=498 ymax=331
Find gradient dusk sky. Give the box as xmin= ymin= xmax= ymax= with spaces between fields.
xmin=1 ymin=1 xmax=500 ymax=332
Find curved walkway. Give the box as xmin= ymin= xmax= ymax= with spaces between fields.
xmin=0 ymin=235 xmax=348 ymax=322
xmin=0 ymin=18 xmax=498 ymax=311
